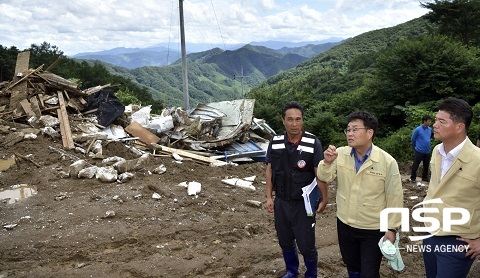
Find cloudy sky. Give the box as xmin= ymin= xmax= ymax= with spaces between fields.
xmin=0 ymin=0 xmax=429 ymax=56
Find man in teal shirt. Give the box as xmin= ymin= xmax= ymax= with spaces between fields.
xmin=410 ymin=115 xmax=432 ymax=182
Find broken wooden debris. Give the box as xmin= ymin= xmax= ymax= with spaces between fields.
xmin=57 ymin=91 xmax=75 ymax=149
xmin=0 ymin=51 xmax=273 ymax=165
xmin=124 ymin=121 xmax=160 ymax=144
xmin=13 ymin=152 xmax=41 ymax=168
xmin=156 ymin=144 xmax=227 ymax=166
xmin=48 ymin=145 xmax=93 ymax=166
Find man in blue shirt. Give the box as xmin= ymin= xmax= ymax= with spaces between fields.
xmin=410 ymin=115 xmax=432 ymax=182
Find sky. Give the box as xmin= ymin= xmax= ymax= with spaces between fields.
xmin=0 ymin=0 xmax=429 ymax=56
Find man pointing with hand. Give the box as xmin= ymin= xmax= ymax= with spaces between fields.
xmin=317 ymin=111 xmax=403 ymax=278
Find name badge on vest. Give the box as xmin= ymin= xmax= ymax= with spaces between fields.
xmin=297 ymin=160 xmax=306 ymax=169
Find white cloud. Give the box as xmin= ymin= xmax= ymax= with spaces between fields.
xmin=0 ymin=0 xmax=428 ymax=55
xmin=258 ymin=0 xmax=276 ymax=10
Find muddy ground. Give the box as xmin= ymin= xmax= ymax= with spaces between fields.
xmin=0 ymin=135 xmax=479 ymax=278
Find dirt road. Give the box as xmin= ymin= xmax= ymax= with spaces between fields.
xmin=1 ymin=136 xmax=479 ymax=277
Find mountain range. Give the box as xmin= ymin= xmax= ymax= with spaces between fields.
xmin=75 ymin=16 xmax=428 ymax=109
xmin=76 ymin=40 xmax=345 ymax=107
xmin=72 ymin=39 xmax=344 ymax=69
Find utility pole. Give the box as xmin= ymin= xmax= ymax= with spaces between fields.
xmin=179 ymin=0 xmax=189 ymax=109
xmin=233 ymin=66 xmax=245 ymax=98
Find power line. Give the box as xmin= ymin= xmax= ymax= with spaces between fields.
xmin=167 ymin=0 xmax=175 ymax=65
xmin=209 ymin=0 xmax=235 ymax=74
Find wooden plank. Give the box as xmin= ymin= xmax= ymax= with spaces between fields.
xmin=13 ymin=51 xmax=30 ymax=80
xmin=82 ymin=108 xmax=98 ymax=114
xmin=37 ymin=93 xmax=45 ymax=107
xmin=57 ymin=107 xmax=67 ymax=147
xmin=64 ymin=90 xmax=71 ymax=100
xmin=149 ymin=143 xmax=227 ymax=166
xmin=83 ymin=83 xmax=111 ymax=95
xmin=14 ymin=152 xmax=41 ymax=167
xmin=85 ymin=136 xmax=97 ymax=154
xmin=19 ymin=99 xmax=36 ymax=117
xmin=45 ymin=57 xmax=63 ymax=72
xmin=67 ymin=97 xmax=85 ymax=112
xmin=9 ymin=52 xmax=31 ymax=112
xmin=29 ymin=96 xmax=42 ymax=117
xmin=57 ymin=91 xmax=74 ymax=149
xmin=125 ymin=121 xmax=160 ymax=144
xmin=211 ymin=150 xmax=265 ymax=161
xmin=8 ymin=64 xmax=44 ymax=90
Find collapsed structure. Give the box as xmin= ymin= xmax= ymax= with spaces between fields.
xmin=0 ymin=51 xmax=276 ymax=182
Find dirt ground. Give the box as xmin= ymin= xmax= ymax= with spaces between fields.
xmin=1 ymin=134 xmax=479 ymax=278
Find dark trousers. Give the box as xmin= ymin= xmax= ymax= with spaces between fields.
xmin=337 ymin=218 xmax=383 ymax=278
xmin=274 ymin=197 xmax=317 ymax=259
xmin=411 ymin=150 xmax=431 ymax=181
xmin=423 ymin=236 xmax=475 ymax=278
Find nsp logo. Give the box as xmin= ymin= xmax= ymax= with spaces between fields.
xmin=380 ymin=198 xmax=470 ymax=241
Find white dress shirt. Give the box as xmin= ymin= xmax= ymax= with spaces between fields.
xmin=437 ymin=137 xmax=468 ymax=180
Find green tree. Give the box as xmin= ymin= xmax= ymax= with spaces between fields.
xmin=362 ymin=35 xmax=480 ymax=133
xmin=421 ymin=0 xmax=480 ymax=47
xmin=0 ymin=45 xmax=20 ymax=82
xmin=28 ymin=42 xmax=65 ymax=69
xmin=115 ymin=88 xmax=141 ymax=106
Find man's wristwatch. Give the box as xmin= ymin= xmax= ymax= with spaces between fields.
xmin=388 ymin=228 xmax=397 ymax=233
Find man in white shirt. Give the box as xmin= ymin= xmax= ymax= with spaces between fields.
xmin=422 ymin=98 xmax=480 ymax=278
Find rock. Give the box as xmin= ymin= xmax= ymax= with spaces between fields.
xmin=3 ymin=224 xmax=17 ymax=230
xmin=95 ymin=166 xmax=118 ymax=182
xmin=78 ymin=166 xmax=98 ymax=179
xmin=69 ymin=160 xmax=87 ymax=178
xmin=152 ymin=164 xmax=167 ymax=174
xmin=187 ymin=181 xmax=201 ymax=196
xmin=117 ymin=172 xmax=134 ymax=183
xmin=246 ymin=200 xmax=262 ymax=208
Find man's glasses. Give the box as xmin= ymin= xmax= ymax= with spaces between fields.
xmin=344 ymin=127 xmax=369 ymax=134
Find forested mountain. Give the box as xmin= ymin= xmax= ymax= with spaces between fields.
xmin=250 ymin=6 xmax=480 ymax=162
xmin=103 ymin=44 xmax=313 ymax=107
xmin=266 ymin=17 xmax=429 ymax=85
xmin=71 ymin=41 xmax=341 ymax=107
xmin=72 ymin=41 xmax=340 ymax=70
xmin=276 ymin=41 xmax=344 ymax=58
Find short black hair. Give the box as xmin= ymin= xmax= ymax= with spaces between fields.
xmin=282 ymin=101 xmax=304 ymax=118
xmin=422 ymin=115 xmax=432 ymax=122
xmin=438 ymin=98 xmax=473 ymax=131
xmin=347 ymin=111 xmax=379 ymax=137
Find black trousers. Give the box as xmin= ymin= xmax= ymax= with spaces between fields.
xmin=411 ymin=150 xmax=431 ymax=181
xmin=274 ymin=197 xmax=317 ymax=259
xmin=337 ymin=218 xmax=383 ymax=278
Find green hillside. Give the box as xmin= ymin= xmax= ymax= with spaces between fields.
xmin=121 ymin=45 xmax=311 ymax=107
xmin=250 ymin=13 xmax=480 ymax=162
xmin=277 ymin=41 xmax=343 ymax=58
xmin=266 ymin=17 xmax=430 ymax=85
xmin=74 ymin=42 xmax=337 ymax=108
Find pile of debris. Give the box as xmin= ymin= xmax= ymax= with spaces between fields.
xmin=0 ymin=51 xmax=276 ymax=182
